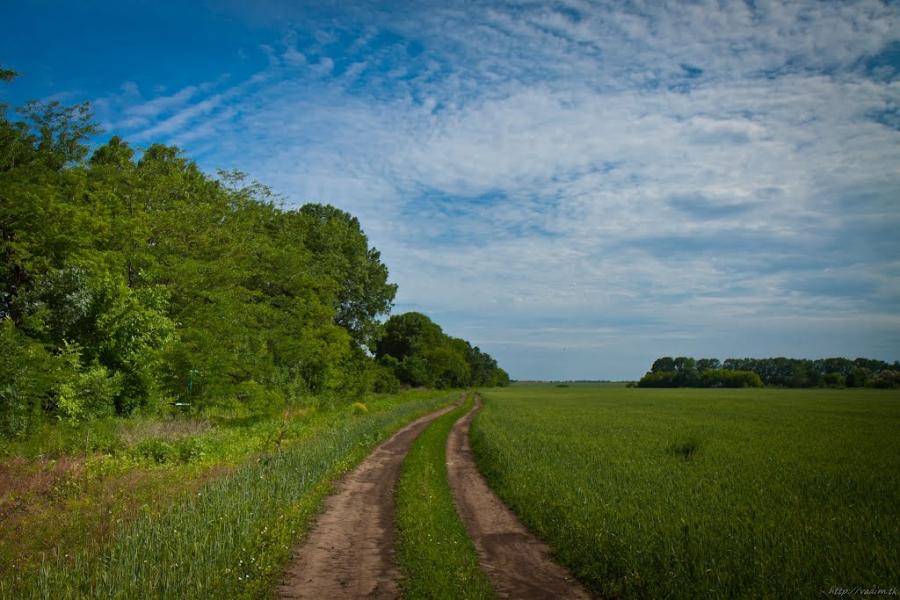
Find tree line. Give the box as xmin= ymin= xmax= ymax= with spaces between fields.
xmin=637 ymin=356 xmax=900 ymax=388
xmin=375 ymin=312 xmax=510 ymax=391
xmin=0 ymin=69 xmax=508 ymax=436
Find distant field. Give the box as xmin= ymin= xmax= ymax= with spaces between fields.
xmin=471 ymin=384 xmax=900 ymax=598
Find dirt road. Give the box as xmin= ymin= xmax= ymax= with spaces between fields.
xmin=446 ymin=396 xmax=593 ymax=599
xmin=277 ymin=401 xmax=459 ymax=599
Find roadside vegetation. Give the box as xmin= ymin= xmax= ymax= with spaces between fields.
xmin=472 ymin=384 xmax=900 ymax=599
xmin=3 ymin=391 xmax=454 ymax=599
xmin=0 ymin=66 xmax=509 ymax=594
xmin=396 ymin=393 xmax=494 ymax=600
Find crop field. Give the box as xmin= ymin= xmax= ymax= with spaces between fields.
xmin=471 ymin=384 xmax=900 ymax=599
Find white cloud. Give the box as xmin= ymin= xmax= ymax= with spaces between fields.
xmin=101 ymin=0 xmax=900 ymax=377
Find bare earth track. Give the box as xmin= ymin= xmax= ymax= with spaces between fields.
xmin=278 ymin=401 xmax=458 ymax=599
xmin=447 ymin=396 xmax=594 ymax=599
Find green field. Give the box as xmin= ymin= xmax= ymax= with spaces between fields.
xmin=471 ymin=384 xmax=900 ymax=599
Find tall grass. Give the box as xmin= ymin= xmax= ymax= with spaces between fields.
xmin=472 ymin=384 xmax=900 ymax=599
xmin=395 ymin=394 xmax=494 ymax=600
xmin=3 ymin=392 xmax=453 ymax=599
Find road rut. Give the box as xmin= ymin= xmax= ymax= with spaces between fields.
xmin=277 ymin=401 xmax=458 ymax=599
xmin=446 ymin=396 xmax=593 ymax=599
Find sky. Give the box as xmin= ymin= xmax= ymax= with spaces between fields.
xmin=2 ymin=0 xmax=899 ymax=380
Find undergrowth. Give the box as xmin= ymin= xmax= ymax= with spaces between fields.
xmin=1 ymin=391 xmax=454 ymax=598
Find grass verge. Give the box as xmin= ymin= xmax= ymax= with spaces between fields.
xmin=396 ymin=393 xmax=495 ymax=600
xmin=2 ymin=392 xmax=454 ymax=599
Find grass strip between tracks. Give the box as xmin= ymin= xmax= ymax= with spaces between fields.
xmin=396 ymin=393 xmax=495 ymax=600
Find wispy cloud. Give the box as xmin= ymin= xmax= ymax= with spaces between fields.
xmin=91 ymin=0 xmax=900 ymax=378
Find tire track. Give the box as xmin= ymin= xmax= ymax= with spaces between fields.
xmin=278 ymin=400 xmax=459 ymax=599
xmin=446 ymin=395 xmax=594 ymax=599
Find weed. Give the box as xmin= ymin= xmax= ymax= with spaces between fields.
xmin=667 ymin=437 xmax=700 ymax=460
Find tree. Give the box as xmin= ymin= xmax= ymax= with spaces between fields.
xmin=696 ymin=358 xmax=721 ymax=372
xmin=1 ymin=80 xmax=511 ymax=431
xmin=651 ymin=357 xmax=675 ymax=373
xmin=375 ymin=312 xmax=507 ymax=389
xmin=299 ymin=204 xmax=396 ymax=350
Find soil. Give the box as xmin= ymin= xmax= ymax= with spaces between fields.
xmin=277 ymin=400 xmax=459 ymax=599
xmin=446 ymin=396 xmax=594 ymax=599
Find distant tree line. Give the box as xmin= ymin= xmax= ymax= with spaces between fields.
xmin=637 ymin=356 xmax=900 ymax=388
xmin=0 ymin=69 xmax=507 ymax=436
xmin=373 ymin=312 xmax=510 ymax=391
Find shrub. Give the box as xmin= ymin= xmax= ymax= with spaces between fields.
xmin=823 ymin=372 xmax=845 ymax=387
xmin=234 ymin=380 xmax=286 ymax=414
xmin=173 ymin=437 xmax=206 ymax=462
xmin=372 ymin=365 xmax=401 ymax=393
xmin=637 ymin=371 xmax=677 ymax=387
xmin=0 ymin=320 xmax=60 ymax=435
xmin=700 ymin=369 xmax=763 ymax=388
xmin=133 ymin=438 xmax=177 ymax=463
xmin=846 ymin=367 xmax=870 ymax=387
xmin=55 ymin=362 xmax=124 ymax=423
xmin=869 ymin=370 xmax=900 ymax=389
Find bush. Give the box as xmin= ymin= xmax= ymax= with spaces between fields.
xmin=173 ymin=437 xmax=206 ymax=462
xmin=637 ymin=371 xmax=677 ymax=388
xmin=133 ymin=438 xmax=176 ymax=463
xmin=846 ymin=367 xmax=870 ymax=387
xmin=823 ymin=372 xmax=845 ymax=387
xmin=372 ymin=365 xmax=401 ymax=393
xmin=233 ymin=380 xmax=286 ymax=415
xmin=0 ymin=320 xmax=60 ymax=435
xmin=55 ymin=362 xmax=124 ymax=423
xmin=869 ymin=370 xmax=900 ymax=389
xmin=700 ymin=369 xmax=764 ymax=388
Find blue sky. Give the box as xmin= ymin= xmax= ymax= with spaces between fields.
xmin=3 ymin=0 xmax=899 ymax=379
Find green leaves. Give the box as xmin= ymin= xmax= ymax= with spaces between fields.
xmin=0 ymin=84 xmax=509 ymax=431
xmin=376 ymin=312 xmax=509 ymax=389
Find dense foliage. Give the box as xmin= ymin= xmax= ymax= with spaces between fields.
xmin=638 ymin=356 xmax=900 ymax=388
xmin=0 ymin=73 xmax=506 ymax=436
xmin=374 ymin=312 xmax=509 ymax=390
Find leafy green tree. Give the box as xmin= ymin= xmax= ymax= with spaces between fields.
xmin=298 ymin=204 xmax=396 ymax=350
xmin=696 ymin=358 xmax=721 ymax=372
xmin=0 ymin=76 xmax=510 ymax=432
xmin=376 ymin=312 xmax=507 ymax=389
xmin=651 ymin=356 xmax=675 ymax=373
